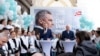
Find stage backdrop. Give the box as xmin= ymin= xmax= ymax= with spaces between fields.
xmin=30 ymin=7 xmax=82 ymax=33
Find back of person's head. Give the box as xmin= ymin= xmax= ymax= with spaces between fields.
xmin=58 ymin=52 xmax=75 ymax=56
xmin=95 ymin=29 xmax=100 ymax=37
xmin=32 ymin=53 xmax=43 ymax=56
xmin=76 ymin=31 xmax=90 ymax=45
xmin=35 ymin=10 xmax=51 ymax=25
xmin=97 ymin=27 xmax=100 ymax=30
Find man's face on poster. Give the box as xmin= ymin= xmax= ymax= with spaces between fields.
xmin=43 ymin=14 xmax=53 ymax=28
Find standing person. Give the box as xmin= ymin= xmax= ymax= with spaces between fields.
xmin=31 ymin=30 xmax=36 ymax=40
xmin=34 ymin=10 xmax=53 ymax=40
xmin=51 ymin=33 xmax=64 ymax=56
xmin=20 ymin=30 xmax=29 ymax=56
xmin=33 ymin=31 xmax=45 ymax=56
xmin=94 ymin=30 xmax=100 ymax=44
xmin=7 ymin=31 xmax=17 ymax=56
xmin=0 ymin=32 xmax=8 ymax=56
xmin=90 ymin=30 xmax=96 ymax=40
xmin=0 ymin=19 xmax=7 ymax=28
xmin=62 ymin=25 xmax=75 ymax=40
xmin=94 ymin=29 xmax=100 ymax=53
xmin=73 ymin=31 xmax=99 ymax=56
xmin=6 ymin=19 xmax=14 ymax=31
xmin=27 ymin=31 xmax=36 ymax=56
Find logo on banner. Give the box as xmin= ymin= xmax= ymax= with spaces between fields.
xmin=75 ymin=11 xmax=82 ymax=16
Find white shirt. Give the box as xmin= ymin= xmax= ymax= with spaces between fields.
xmin=91 ymin=35 xmax=96 ymax=40
xmin=20 ymin=36 xmax=29 ymax=53
xmin=0 ymin=24 xmax=4 ymax=30
xmin=2 ymin=43 xmax=8 ymax=54
xmin=6 ymin=25 xmax=14 ymax=30
xmin=51 ymin=38 xmax=59 ymax=52
xmin=15 ymin=37 xmax=20 ymax=50
xmin=34 ymin=25 xmax=43 ymax=29
xmin=32 ymin=35 xmax=37 ymax=40
xmin=29 ymin=36 xmax=36 ymax=53
xmin=94 ymin=36 xmax=100 ymax=44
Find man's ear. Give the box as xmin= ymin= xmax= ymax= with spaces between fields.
xmin=39 ymin=19 xmax=43 ymax=24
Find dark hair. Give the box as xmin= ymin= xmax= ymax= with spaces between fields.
xmin=14 ymin=27 xmax=19 ymax=34
xmin=0 ymin=19 xmax=5 ymax=24
xmin=96 ymin=30 xmax=100 ymax=36
xmin=91 ymin=30 xmax=95 ymax=32
xmin=76 ymin=31 xmax=90 ymax=44
xmin=35 ymin=30 xmax=40 ymax=36
xmin=7 ymin=19 xmax=12 ymax=25
xmin=21 ymin=28 xmax=25 ymax=35
xmin=35 ymin=10 xmax=51 ymax=25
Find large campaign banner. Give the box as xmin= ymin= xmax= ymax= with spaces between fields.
xmin=30 ymin=7 xmax=82 ymax=33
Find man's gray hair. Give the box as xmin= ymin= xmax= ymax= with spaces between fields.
xmin=35 ymin=10 xmax=51 ymax=25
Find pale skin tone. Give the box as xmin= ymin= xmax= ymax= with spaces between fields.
xmin=66 ymin=25 xmax=70 ymax=31
xmin=2 ymin=20 xmax=7 ymax=26
xmin=10 ymin=32 xmax=16 ymax=39
xmin=0 ymin=36 xmax=8 ymax=46
xmin=38 ymin=14 xmax=53 ymax=29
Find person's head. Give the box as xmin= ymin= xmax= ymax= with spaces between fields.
xmin=0 ymin=33 xmax=8 ymax=46
xmin=91 ymin=30 xmax=95 ymax=35
xmin=56 ymin=33 xmax=61 ymax=39
xmin=10 ymin=31 xmax=16 ymax=38
xmin=76 ymin=29 xmax=79 ymax=32
xmin=21 ymin=28 xmax=27 ymax=36
xmin=7 ymin=19 xmax=12 ymax=25
xmin=95 ymin=30 xmax=100 ymax=37
xmin=14 ymin=27 xmax=21 ymax=36
xmin=27 ymin=31 xmax=32 ymax=36
xmin=32 ymin=53 xmax=43 ymax=56
xmin=2 ymin=27 xmax=10 ymax=36
xmin=0 ymin=19 xmax=6 ymax=26
xmin=35 ymin=10 xmax=53 ymax=28
xmin=97 ymin=27 xmax=100 ymax=30
xmin=76 ymin=31 xmax=90 ymax=45
xmin=31 ymin=30 xmax=35 ymax=35
xmin=66 ymin=25 xmax=71 ymax=31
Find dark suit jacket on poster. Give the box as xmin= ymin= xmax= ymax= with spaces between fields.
xmin=34 ymin=26 xmax=53 ymax=40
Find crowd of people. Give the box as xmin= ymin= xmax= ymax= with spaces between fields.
xmin=0 ymin=10 xmax=100 ymax=56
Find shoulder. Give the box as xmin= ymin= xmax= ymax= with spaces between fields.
xmin=74 ymin=46 xmax=84 ymax=56
xmin=62 ymin=30 xmax=66 ymax=33
xmin=70 ymin=30 xmax=74 ymax=32
xmin=70 ymin=31 xmax=74 ymax=34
